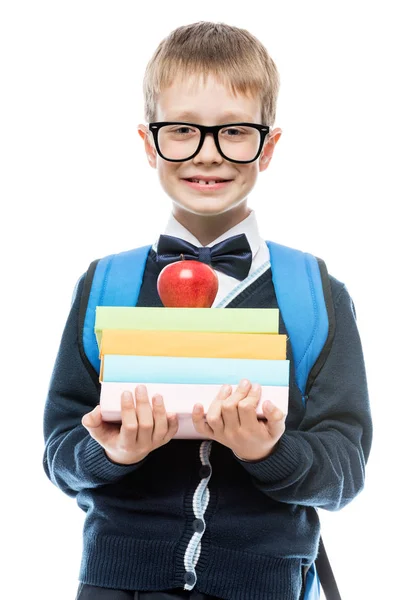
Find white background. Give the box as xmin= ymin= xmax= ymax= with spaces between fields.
xmin=1 ymin=1 xmax=399 ymax=599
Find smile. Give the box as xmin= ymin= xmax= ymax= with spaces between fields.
xmin=182 ymin=179 xmax=233 ymax=190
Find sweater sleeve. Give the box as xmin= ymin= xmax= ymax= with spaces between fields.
xmin=233 ymin=282 xmax=373 ymax=511
xmin=42 ymin=272 xmax=148 ymax=499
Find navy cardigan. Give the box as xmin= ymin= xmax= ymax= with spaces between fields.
xmin=42 ymin=249 xmax=373 ymax=600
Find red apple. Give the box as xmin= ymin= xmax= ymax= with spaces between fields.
xmin=157 ymin=254 xmax=219 ymax=307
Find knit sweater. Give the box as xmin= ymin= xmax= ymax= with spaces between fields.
xmin=42 ymin=248 xmax=373 ymax=600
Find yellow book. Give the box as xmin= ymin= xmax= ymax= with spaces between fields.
xmin=100 ymin=329 xmax=287 ymax=360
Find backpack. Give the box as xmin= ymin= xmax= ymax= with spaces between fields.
xmin=77 ymin=239 xmax=342 ymax=600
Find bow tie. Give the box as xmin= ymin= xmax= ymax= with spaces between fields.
xmin=155 ymin=233 xmax=252 ymax=281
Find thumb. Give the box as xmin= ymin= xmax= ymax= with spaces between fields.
xmin=262 ymin=400 xmax=286 ymax=431
xmin=82 ymin=405 xmax=102 ymax=429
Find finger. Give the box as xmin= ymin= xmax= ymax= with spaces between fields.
xmin=165 ymin=413 xmax=180 ymax=439
xmin=192 ymin=404 xmax=215 ymax=438
xmin=82 ymin=405 xmax=102 ymax=429
xmin=231 ymin=379 xmax=252 ymax=403
xmin=134 ymin=385 xmax=155 ymax=446
xmin=220 ymin=384 xmax=241 ymax=430
xmin=82 ymin=405 xmax=117 ymax=445
xmin=119 ymin=391 xmax=139 ymax=448
xmin=206 ymin=385 xmax=230 ymax=433
xmin=152 ymin=394 xmax=170 ymax=442
xmin=155 ymin=408 xmax=179 ymax=443
xmin=262 ymin=400 xmax=286 ymax=436
xmin=221 ymin=379 xmax=251 ymax=428
xmin=237 ymin=383 xmax=261 ymax=430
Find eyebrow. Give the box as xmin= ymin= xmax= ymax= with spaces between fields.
xmin=166 ymin=111 xmax=256 ymax=123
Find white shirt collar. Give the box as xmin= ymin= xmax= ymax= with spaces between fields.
xmin=153 ymin=208 xmax=264 ymax=260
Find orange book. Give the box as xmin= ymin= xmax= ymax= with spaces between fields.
xmin=100 ymin=329 xmax=287 ymax=360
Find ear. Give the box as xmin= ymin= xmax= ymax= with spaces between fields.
xmin=137 ymin=124 xmax=157 ymax=168
xmin=259 ymin=128 xmax=282 ymax=172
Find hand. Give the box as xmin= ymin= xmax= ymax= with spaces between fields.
xmin=81 ymin=385 xmax=179 ymax=465
xmin=192 ymin=379 xmax=286 ymax=461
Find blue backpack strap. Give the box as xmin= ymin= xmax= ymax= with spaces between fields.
xmin=266 ymin=240 xmax=335 ymax=402
xmin=78 ymin=244 xmax=152 ymax=383
xmin=303 ymin=562 xmax=321 ymax=599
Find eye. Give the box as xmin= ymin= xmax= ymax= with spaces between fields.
xmin=168 ymin=126 xmax=196 ymax=135
xmin=221 ymin=127 xmax=245 ymax=137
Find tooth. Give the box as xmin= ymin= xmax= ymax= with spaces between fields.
xmin=190 ymin=179 xmax=220 ymax=184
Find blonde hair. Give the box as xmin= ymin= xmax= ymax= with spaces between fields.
xmin=143 ymin=21 xmax=280 ymax=128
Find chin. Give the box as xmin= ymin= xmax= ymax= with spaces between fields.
xmin=177 ymin=196 xmax=238 ymax=213
xmin=177 ymin=203 xmax=245 ymax=221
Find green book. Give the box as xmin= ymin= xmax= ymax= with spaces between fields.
xmin=95 ymin=306 xmax=279 ymax=349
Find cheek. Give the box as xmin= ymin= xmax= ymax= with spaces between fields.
xmin=157 ymin=162 xmax=178 ymax=185
xmin=238 ymin=165 xmax=258 ymax=185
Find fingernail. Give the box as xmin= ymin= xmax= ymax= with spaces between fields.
xmin=136 ymin=385 xmax=146 ymax=394
xmin=251 ymin=383 xmax=260 ymax=393
xmin=240 ymin=379 xmax=249 ymax=390
xmin=154 ymin=395 xmax=163 ymax=406
xmin=265 ymin=400 xmax=274 ymax=411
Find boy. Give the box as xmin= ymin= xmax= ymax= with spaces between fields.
xmin=43 ymin=21 xmax=373 ymax=600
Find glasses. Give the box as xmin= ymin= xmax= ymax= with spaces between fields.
xmin=148 ymin=122 xmax=270 ymax=164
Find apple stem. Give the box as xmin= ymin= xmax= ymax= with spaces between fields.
xmin=180 ymin=253 xmax=185 ymax=261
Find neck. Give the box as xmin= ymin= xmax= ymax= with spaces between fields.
xmin=171 ymin=203 xmax=251 ymax=246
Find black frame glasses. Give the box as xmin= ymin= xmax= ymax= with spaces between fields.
xmin=148 ymin=121 xmax=270 ymax=164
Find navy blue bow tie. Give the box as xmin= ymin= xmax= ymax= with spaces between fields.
xmin=155 ymin=233 xmax=253 ymax=281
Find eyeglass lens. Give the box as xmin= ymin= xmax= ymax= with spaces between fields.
xmin=158 ymin=124 xmax=261 ymax=161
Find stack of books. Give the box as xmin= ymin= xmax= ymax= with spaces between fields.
xmin=95 ymin=307 xmax=289 ymax=439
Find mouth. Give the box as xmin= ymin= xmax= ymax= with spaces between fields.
xmin=181 ymin=177 xmax=234 ymax=190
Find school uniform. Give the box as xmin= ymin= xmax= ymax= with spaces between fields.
xmin=43 ymin=209 xmax=372 ymax=600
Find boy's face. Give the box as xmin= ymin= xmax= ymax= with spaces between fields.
xmin=138 ymin=74 xmax=281 ymax=228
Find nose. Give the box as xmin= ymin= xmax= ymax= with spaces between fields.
xmin=193 ymin=132 xmax=223 ymax=164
